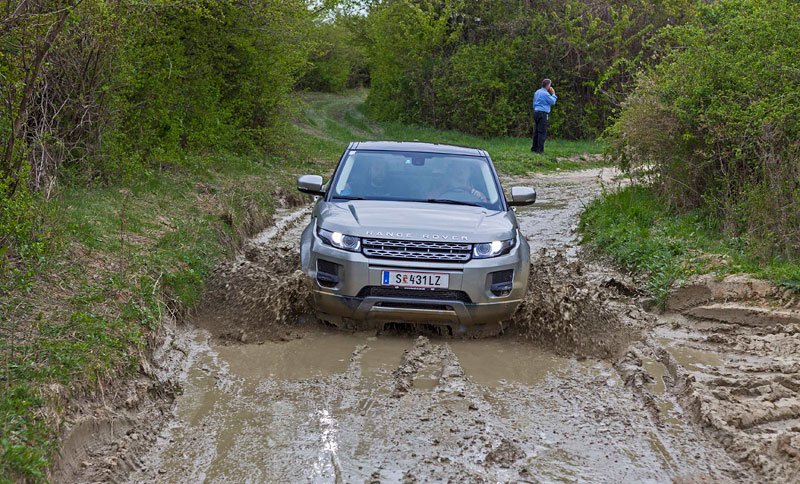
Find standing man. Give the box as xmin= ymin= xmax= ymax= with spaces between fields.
xmin=531 ymin=79 xmax=557 ymax=153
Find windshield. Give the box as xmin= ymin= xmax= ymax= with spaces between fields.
xmin=330 ymin=150 xmax=503 ymax=210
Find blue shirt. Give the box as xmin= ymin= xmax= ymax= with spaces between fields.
xmin=533 ymin=88 xmax=557 ymax=113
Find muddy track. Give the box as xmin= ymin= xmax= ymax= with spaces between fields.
xmin=62 ymin=167 xmax=800 ymax=482
xmin=622 ymin=278 xmax=800 ymax=482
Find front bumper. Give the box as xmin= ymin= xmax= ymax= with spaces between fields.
xmin=301 ymin=226 xmax=530 ymax=328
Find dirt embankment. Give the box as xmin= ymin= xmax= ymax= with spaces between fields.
xmin=52 ymin=319 xmax=183 ymax=482
xmin=618 ymin=274 xmax=800 ymax=482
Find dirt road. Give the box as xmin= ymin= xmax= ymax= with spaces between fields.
xmin=92 ymin=167 xmax=753 ymax=483
xmin=65 ymin=167 xmax=800 ymax=482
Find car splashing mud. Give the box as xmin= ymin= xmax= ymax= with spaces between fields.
xmin=74 ymin=167 xmax=775 ymax=482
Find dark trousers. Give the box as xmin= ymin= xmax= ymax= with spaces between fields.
xmin=531 ymin=111 xmax=549 ymax=153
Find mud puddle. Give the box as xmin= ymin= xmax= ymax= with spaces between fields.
xmin=128 ymin=330 xmax=740 ymax=483
xmin=646 ymin=307 xmax=800 ymax=481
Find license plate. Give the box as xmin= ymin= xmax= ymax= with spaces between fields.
xmin=381 ymin=270 xmax=449 ymax=289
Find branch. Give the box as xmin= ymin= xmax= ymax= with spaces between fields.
xmin=2 ymin=0 xmax=79 ymax=195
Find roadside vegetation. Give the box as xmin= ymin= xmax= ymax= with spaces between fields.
xmin=581 ymin=0 xmax=800 ymax=302
xmin=580 ymin=185 xmax=800 ymax=305
xmin=1 ymin=0 xmax=798 ymax=480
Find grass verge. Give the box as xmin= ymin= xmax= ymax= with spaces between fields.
xmin=579 ymin=185 xmax=800 ymax=305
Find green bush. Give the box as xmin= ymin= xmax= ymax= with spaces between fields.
xmin=102 ymin=0 xmax=316 ymax=171
xmin=366 ymin=0 xmax=463 ymax=125
xmin=1 ymin=0 xmax=318 ymax=276
xmin=432 ymin=41 xmax=518 ymax=136
xmin=610 ymin=0 xmax=800 ymax=257
xmin=298 ymin=20 xmax=369 ymax=92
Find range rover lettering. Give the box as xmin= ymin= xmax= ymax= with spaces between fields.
xmin=298 ymin=141 xmax=536 ymax=335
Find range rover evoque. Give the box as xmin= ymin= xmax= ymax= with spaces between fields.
xmin=298 ymin=141 xmax=536 ymax=335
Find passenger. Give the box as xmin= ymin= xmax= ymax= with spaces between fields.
xmin=340 ymin=159 xmax=389 ymax=197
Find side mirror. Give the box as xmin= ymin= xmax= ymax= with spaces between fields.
xmin=508 ymin=186 xmax=536 ymax=206
xmin=297 ymin=174 xmax=325 ymax=196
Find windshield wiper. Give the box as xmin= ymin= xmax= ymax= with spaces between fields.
xmin=424 ymin=198 xmax=483 ymax=207
xmin=332 ymin=195 xmax=367 ymax=201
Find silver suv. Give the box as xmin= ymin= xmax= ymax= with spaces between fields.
xmin=298 ymin=142 xmax=536 ymax=335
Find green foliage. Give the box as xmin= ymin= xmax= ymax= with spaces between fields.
xmin=366 ymin=0 xmax=698 ymax=139
xmin=99 ymin=0 xmax=316 ymax=173
xmin=1 ymin=0 xmax=318 ymax=188
xmin=1 ymin=0 xmax=319 ymax=281
xmin=366 ymin=0 xmax=464 ymax=124
xmin=610 ymin=0 xmax=800 ymax=257
xmin=298 ymin=18 xmax=370 ymax=92
xmin=0 ymin=166 xmax=52 ymax=290
xmin=580 ymin=185 xmax=800 ymax=304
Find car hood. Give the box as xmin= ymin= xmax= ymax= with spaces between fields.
xmin=316 ymin=200 xmax=516 ymax=243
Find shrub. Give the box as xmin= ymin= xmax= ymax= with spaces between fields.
xmin=610 ymin=0 xmax=800 ymax=257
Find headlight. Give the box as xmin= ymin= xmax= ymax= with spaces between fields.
xmin=473 ymin=238 xmax=514 ymax=259
xmin=318 ymin=227 xmax=361 ymax=252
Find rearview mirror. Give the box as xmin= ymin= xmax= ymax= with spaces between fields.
xmin=508 ymin=186 xmax=536 ymax=206
xmin=297 ymin=174 xmax=325 ymax=196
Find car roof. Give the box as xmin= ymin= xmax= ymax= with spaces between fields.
xmin=350 ymin=141 xmax=485 ymax=157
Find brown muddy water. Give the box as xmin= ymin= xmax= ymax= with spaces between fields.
xmin=128 ymin=330 xmax=736 ymax=482
xmin=115 ymin=168 xmax=758 ymax=482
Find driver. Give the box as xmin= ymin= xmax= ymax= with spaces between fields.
xmin=430 ymin=164 xmax=487 ymax=202
xmin=366 ymin=160 xmax=387 ymax=192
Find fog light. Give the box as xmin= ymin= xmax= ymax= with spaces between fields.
xmin=490 ymin=269 xmax=513 ymax=296
xmin=317 ymin=259 xmax=340 ymax=288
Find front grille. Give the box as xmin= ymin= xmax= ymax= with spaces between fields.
xmin=361 ymin=238 xmax=472 ymax=262
xmin=357 ymin=286 xmax=472 ymax=304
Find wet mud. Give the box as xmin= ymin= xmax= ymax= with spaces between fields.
xmin=644 ymin=280 xmax=800 ymax=482
xmin=511 ymin=250 xmax=640 ymax=359
xmin=126 ymin=332 xmax=741 ymax=482
xmin=196 ymin=207 xmax=313 ymax=344
xmin=69 ymin=166 xmax=800 ymax=482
